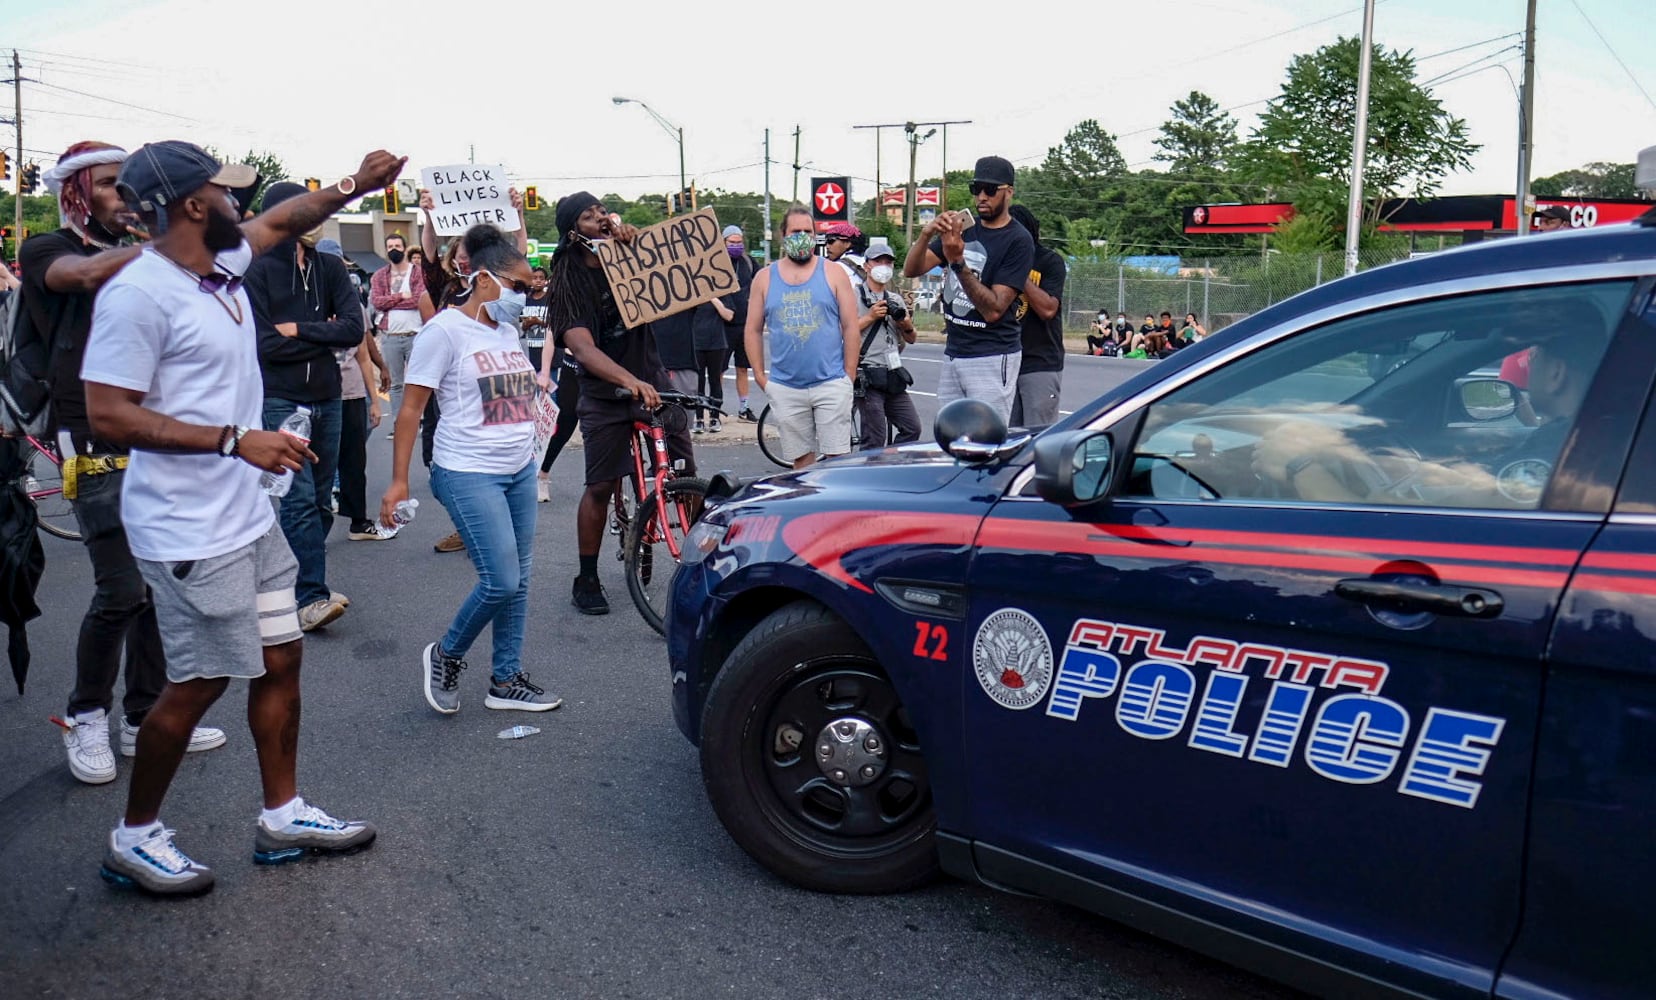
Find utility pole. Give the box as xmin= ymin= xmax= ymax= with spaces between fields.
xmin=1343 ymin=0 xmax=1376 ymax=277
xmin=13 ymin=50 xmax=22 ymax=241
xmin=763 ymin=128 xmax=773 ymax=264
xmin=1515 ymin=0 xmax=1538 ymax=235
xmin=791 ymin=126 xmax=801 ymax=203
xmin=859 ymin=119 xmax=965 ymax=243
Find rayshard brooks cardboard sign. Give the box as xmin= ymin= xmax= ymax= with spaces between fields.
xmin=594 ymin=209 xmax=740 ymax=327
xmin=419 ymin=164 xmax=519 ymax=236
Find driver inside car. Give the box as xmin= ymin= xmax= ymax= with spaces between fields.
xmin=1252 ymin=329 xmax=1602 ymax=509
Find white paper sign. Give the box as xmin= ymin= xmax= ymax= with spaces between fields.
xmin=419 ymin=163 xmax=519 ymax=236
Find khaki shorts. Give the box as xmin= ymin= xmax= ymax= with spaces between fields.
xmin=135 ymin=523 xmax=300 ymax=683
xmin=767 ymin=377 xmax=853 ymax=460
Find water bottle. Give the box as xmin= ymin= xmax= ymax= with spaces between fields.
xmin=259 ymin=406 xmax=312 ymax=497
xmin=497 ymin=725 xmax=540 ymax=740
xmin=392 ymin=498 xmax=420 ymax=525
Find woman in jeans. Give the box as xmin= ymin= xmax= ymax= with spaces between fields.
xmin=380 ymin=225 xmax=561 ymax=715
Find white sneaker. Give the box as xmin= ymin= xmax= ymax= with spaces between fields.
xmin=299 ymin=599 xmax=345 ymax=632
xmin=536 ymin=476 xmax=550 ymax=503
xmin=119 ymin=717 xmax=227 ymax=757
xmin=330 ymin=590 xmax=350 ymax=609
xmin=101 ymin=824 xmax=214 ymax=896
xmin=63 ymin=709 xmax=116 ymax=785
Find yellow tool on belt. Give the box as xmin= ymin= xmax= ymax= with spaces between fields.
xmin=62 ymin=454 xmax=128 ymax=501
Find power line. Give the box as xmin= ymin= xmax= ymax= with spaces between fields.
xmin=25 ymin=79 xmax=198 ymax=123
xmin=1567 ymin=0 xmax=1656 ymax=115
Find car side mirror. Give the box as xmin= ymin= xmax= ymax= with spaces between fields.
xmin=936 ymin=398 xmax=1029 ymax=465
xmin=1034 ymin=431 xmax=1113 ymax=507
xmin=1458 ymin=378 xmax=1518 ymax=421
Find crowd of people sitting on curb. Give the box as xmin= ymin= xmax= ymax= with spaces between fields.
xmin=1085 ymin=309 xmax=1209 ymax=358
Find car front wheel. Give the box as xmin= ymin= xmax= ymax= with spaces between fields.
xmin=699 ymin=600 xmax=938 ymax=893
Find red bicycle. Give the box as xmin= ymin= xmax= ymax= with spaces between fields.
xmin=14 ymin=434 xmax=80 ymax=541
xmin=614 ymin=388 xmax=716 ymax=634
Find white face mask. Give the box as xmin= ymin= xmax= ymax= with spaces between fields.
xmin=869 ymin=264 xmax=894 ymax=284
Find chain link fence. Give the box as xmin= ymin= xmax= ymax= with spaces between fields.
xmin=1060 ymin=249 xmax=1413 ymax=333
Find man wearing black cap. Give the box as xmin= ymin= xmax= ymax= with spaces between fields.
xmin=246 ymin=181 xmax=366 ymax=632
xmin=902 ymin=155 xmax=1034 ymax=424
xmin=80 ymin=141 xmax=404 ymax=897
xmin=1534 ymin=205 xmax=1572 ymax=233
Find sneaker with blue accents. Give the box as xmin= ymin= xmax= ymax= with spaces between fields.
xmin=100 ymin=824 xmax=215 ymax=897
xmin=253 ymin=798 xmax=376 ymax=865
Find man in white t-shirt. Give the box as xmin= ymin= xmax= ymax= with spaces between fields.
xmin=80 ymin=141 xmax=404 ymax=898
xmin=370 ymin=231 xmax=424 ymax=437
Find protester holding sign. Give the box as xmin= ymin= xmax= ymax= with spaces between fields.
xmin=546 ymin=192 xmax=695 ymax=616
xmin=380 ymin=225 xmax=560 ymax=716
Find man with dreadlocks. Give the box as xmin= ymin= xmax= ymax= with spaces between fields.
xmin=546 ymin=192 xmax=695 ymax=615
xmin=21 ymin=141 xmax=227 ymax=786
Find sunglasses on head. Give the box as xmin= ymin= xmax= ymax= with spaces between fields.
xmin=969 ymin=182 xmax=1005 ymax=197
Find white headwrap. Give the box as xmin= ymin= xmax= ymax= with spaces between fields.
xmin=42 ymin=146 xmax=129 ymax=226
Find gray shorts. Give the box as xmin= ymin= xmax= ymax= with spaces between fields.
xmin=768 ymin=377 xmax=853 ymax=460
xmin=136 ymin=524 xmax=301 ymax=683
xmin=1012 ymin=371 xmax=1062 ymax=427
xmin=937 ymin=351 xmax=1020 ymax=425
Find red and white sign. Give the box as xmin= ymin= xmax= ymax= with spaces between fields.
xmin=915 ymin=186 xmax=941 ymax=207
xmin=814 ymin=182 xmax=845 ymax=215
xmin=1192 ymin=206 xmax=1207 ymax=224
xmin=1500 ymin=199 xmax=1650 ymax=230
xmin=880 ymin=187 xmax=907 ymax=206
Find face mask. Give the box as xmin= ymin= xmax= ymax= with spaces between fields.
xmin=782 ymin=232 xmax=814 ymax=261
xmin=577 ymin=232 xmax=609 ymax=253
xmin=387 ymin=248 xmax=405 ymax=264
xmin=869 ymin=264 xmax=894 ymax=284
xmin=298 ymin=224 xmax=324 ymax=248
xmin=473 ymin=271 xmax=526 ymax=326
xmin=726 ymin=243 xmax=744 ymax=258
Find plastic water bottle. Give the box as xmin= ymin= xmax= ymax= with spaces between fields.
xmin=259 ymin=406 xmax=312 ymax=498
xmin=392 ymin=498 xmax=420 ymax=525
xmin=497 ymin=725 xmax=540 ymax=740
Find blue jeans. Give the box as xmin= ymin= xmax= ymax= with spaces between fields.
xmin=430 ymin=460 xmax=537 ymax=684
xmin=262 ymin=397 xmax=342 ymax=608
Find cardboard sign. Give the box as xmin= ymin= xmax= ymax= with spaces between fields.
xmin=593 ymin=209 xmax=741 ymax=328
xmin=419 ymin=164 xmax=519 ymax=236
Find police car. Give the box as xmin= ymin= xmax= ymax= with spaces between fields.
xmin=667 ymin=179 xmax=1656 ymax=998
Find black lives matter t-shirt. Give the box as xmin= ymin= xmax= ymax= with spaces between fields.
xmin=1016 ymin=246 xmax=1067 ymax=375
xmin=929 ymin=219 xmax=1035 ymax=359
xmin=18 ymin=229 xmax=121 ymax=453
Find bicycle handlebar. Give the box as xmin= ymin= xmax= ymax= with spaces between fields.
xmin=609 ymin=386 xmax=725 ymax=415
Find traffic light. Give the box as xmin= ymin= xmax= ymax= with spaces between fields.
xmin=305 ymin=177 xmax=321 ymax=192
xmin=21 ymin=162 xmax=39 ymax=195
xmin=1 ymin=227 xmax=12 ymax=240
xmin=670 ymin=186 xmax=696 ymax=214
xmin=383 ymin=185 xmax=400 ymax=214
xmin=524 ymin=186 xmax=539 ymax=211
xmin=0 ymin=150 xmax=8 ymax=181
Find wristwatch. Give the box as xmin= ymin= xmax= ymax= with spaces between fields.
xmin=948 ymin=259 xmax=966 ymax=275
xmin=336 ymin=175 xmax=357 ymax=196
xmin=221 ymin=425 xmax=249 ymax=458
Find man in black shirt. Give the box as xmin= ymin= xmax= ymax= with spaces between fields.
xmin=902 ymin=155 xmax=1034 ymax=424
xmin=547 ymin=192 xmax=694 ymax=615
xmin=23 ymin=141 xmax=226 ymax=785
xmin=1009 ymin=205 xmax=1066 ymax=426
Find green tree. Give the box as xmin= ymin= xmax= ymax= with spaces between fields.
xmin=1234 ymin=36 xmax=1478 ymax=227
xmin=205 ymin=147 xmax=288 ymax=209
xmin=1532 ymin=162 xmax=1646 ymax=200
xmin=1038 ymin=120 xmax=1128 ymax=219
xmin=1154 ymin=91 xmax=1238 ymax=175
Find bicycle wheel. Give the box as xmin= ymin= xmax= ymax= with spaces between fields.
xmin=756 ymin=405 xmax=789 ymax=469
xmin=624 ymin=476 xmax=708 ymax=636
xmin=24 ymin=448 xmax=81 ymax=541
xmin=609 ymin=479 xmax=635 ymax=561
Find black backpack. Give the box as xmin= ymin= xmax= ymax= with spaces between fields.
xmin=0 ymin=285 xmax=53 ymax=438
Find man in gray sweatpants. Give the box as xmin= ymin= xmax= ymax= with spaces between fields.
xmin=901 ymin=155 xmax=1035 ymax=427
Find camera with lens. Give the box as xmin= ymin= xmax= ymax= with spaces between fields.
xmin=886 ymin=295 xmax=907 ymax=322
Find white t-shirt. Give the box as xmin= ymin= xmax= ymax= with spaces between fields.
xmin=80 ymin=242 xmax=274 ymax=562
xmin=383 ymin=267 xmax=421 ymax=334
xmin=404 ymin=307 xmax=536 ymax=474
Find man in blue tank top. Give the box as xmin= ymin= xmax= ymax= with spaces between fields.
xmin=744 ymin=204 xmax=860 ymax=469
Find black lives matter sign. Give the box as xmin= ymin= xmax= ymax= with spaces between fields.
xmin=593 ymin=209 xmax=741 ymax=328
xmin=419 ymin=163 xmax=520 ymax=236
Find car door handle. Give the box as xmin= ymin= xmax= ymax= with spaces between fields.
xmin=1334 ymin=578 xmax=1504 ymax=619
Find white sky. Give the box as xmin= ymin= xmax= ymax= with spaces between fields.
xmin=4 ymin=0 xmax=1654 ymax=206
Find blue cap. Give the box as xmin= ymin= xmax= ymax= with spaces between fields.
xmin=117 ymin=140 xmax=260 ymax=219
xmin=315 ymin=238 xmax=345 ymax=259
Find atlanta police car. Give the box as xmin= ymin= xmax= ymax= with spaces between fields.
xmin=667 ymin=201 xmax=1656 ymax=999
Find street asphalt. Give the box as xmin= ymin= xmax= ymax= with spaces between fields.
xmin=0 ymin=348 xmax=1298 ymax=999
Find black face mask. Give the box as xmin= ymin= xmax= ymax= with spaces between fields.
xmin=387 ymin=248 xmax=405 ymax=264
xmin=204 ymin=204 xmax=243 ymax=253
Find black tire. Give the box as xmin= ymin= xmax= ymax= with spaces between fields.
xmin=624 ymin=477 xmax=707 ymax=635
xmin=756 ymin=404 xmax=788 ymax=469
xmin=699 ymin=600 xmax=937 ymax=893
xmin=24 ymin=449 xmax=81 ymax=541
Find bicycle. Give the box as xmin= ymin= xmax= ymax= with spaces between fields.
xmin=11 ymin=434 xmax=80 ymax=541
xmin=613 ymin=387 xmax=718 ymax=635
xmin=755 ymin=396 xmax=896 ymax=469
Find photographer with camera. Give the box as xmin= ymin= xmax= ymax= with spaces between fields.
xmin=854 ymin=241 xmax=920 ymax=448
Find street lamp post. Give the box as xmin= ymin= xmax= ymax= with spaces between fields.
xmin=614 ymin=96 xmax=686 ymax=214
xmin=904 ymin=124 xmax=936 ymax=248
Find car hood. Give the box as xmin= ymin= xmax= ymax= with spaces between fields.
xmin=731 ymin=445 xmax=973 ymax=502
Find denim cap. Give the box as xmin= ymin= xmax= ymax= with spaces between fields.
xmin=315 ymin=238 xmax=345 ymax=259
xmin=864 ymin=240 xmax=895 ymax=261
xmin=116 ymin=140 xmax=260 ymax=218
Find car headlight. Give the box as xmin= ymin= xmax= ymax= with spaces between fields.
xmin=681 ymin=520 xmax=728 ymax=563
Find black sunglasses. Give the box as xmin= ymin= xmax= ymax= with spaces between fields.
xmin=198 ymin=271 xmax=244 ymax=295
xmin=969 ymin=182 xmax=1005 ymax=197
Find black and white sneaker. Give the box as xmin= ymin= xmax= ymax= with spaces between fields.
xmin=484 ymin=673 xmax=564 ymax=712
xmin=422 ymin=642 xmax=467 ymax=714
